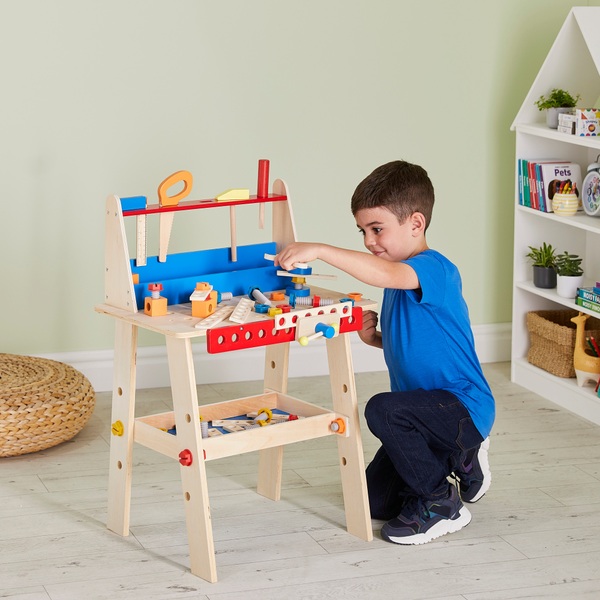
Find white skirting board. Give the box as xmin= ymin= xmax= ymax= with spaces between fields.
xmin=37 ymin=324 xmax=512 ymax=393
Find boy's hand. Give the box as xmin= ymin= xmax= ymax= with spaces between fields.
xmin=275 ymin=242 xmax=322 ymax=272
xmin=358 ymin=310 xmax=382 ymax=348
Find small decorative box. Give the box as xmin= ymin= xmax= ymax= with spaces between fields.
xmin=576 ymin=108 xmax=600 ymax=136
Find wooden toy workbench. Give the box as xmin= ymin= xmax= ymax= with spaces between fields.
xmin=95 ymin=162 xmax=374 ymax=582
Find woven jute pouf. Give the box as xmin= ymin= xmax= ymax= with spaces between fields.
xmin=0 ymin=354 xmax=96 ymax=457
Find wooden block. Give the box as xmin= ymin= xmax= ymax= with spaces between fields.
xmin=120 ymin=195 xmax=147 ymax=211
xmin=191 ymin=291 xmax=218 ymax=318
xmin=230 ymin=205 xmax=237 ymax=262
xmin=215 ymin=188 xmax=250 ymax=202
xmin=230 ymin=297 xmax=255 ymax=323
xmin=189 ymin=283 xmax=213 ymax=302
xmin=274 ymin=300 xmax=351 ymax=331
xmin=136 ymin=215 xmax=147 ymax=267
xmin=144 ymin=296 xmax=167 ymax=317
xmin=211 ymin=419 xmax=251 ymax=428
xmin=195 ymin=305 xmax=235 ymax=330
xmin=221 ymin=423 xmax=249 ymax=433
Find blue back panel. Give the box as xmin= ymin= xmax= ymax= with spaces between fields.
xmin=131 ymin=242 xmax=284 ymax=308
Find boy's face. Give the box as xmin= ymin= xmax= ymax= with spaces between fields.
xmin=355 ymin=206 xmax=424 ymax=262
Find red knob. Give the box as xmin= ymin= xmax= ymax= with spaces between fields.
xmin=178 ymin=449 xmax=193 ymax=466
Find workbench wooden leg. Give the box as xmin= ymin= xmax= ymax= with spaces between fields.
xmin=107 ymin=321 xmax=137 ymax=536
xmin=257 ymin=342 xmax=290 ymax=500
xmin=326 ymin=333 xmax=373 ymax=541
xmin=165 ymin=336 xmax=217 ymax=583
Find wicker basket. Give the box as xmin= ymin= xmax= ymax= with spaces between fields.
xmin=526 ymin=310 xmax=600 ymax=378
xmin=0 ymin=354 xmax=96 ymax=457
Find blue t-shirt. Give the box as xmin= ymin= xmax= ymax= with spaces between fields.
xmin=380 ymin=249 xmax=495 ymax=438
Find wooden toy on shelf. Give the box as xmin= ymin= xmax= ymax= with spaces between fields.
xmin=95 ymin=159 xmax=375 ymax=583
xmin=571 ymin=312 xmax=600 ymax=387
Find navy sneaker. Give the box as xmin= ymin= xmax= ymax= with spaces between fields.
xmin=455 ymin=437 xmax=491 ymax=503
xmin=380 ymin=484 xmax=471 ymax=545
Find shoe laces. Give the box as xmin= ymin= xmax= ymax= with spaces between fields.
xmin=400 ymin=494 xmax=430 ymax=521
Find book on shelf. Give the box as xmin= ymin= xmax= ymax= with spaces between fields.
xmin=579 ymin=287 xmax=600 ymax=304
xmin=527 ymin=160 xmax=538 ymax=209
xmin=518 ymin=159 xmax=529 ymax=207
xmin=517 ymin=159 xmax=582 ymax=213
xmin=535 ymin=163 xmax=546 ymax=211
xmin=576 ymin=296 xmax=600 ymax=314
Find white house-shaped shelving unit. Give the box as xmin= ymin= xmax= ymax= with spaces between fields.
xmin=511 ymin=7 xmax=600 ymax=426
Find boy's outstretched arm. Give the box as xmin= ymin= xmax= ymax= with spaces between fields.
xmin=274 ymin=242 xmax=419 ymax=290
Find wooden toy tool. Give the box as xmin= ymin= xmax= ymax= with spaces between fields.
xmin=158 ymin=170 xmax=193 ymax=262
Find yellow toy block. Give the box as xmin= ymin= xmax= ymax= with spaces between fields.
xmin=215 ymin=188 xmax=250 ymax=202
xmin=192 ymin=291 xmax=218 ymax=318
xmin=144 ymin=296 xmax=168 ymax=316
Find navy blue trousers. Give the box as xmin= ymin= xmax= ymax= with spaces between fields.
xmin=364 ymin=388 xmax=483 ymax=520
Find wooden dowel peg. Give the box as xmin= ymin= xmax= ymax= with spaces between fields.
xmin=230 ymin=205 xmax=237 ymax=262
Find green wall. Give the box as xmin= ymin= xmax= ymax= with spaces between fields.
xmin=1 ymin=0 xmax=595 ymax=355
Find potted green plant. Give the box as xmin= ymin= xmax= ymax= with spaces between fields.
xmin=554 ymin=250 xmax=584 ymax=298
xmin=526 ymin=242 xmax=557 ymax=288
xmin=534 ymin=88 xmax=581 ymax=129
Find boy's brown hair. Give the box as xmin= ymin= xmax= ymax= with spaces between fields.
xmin=350 ymin=160 xmax=435 ymax=230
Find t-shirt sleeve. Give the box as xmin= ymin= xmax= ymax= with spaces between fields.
xmin=403 ymin=252 xmax=447 ymax=308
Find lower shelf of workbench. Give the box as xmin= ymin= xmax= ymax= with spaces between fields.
xmin=134 ymin=390 xmax=349 ymax=462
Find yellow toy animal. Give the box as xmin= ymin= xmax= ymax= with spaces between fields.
xmin=571 ymin=312 xmax=600 ymax=386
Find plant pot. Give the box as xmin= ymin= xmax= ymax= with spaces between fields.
xmin=545 ymin=107 xmax=573 ymax=129
xmin=556 ymin=274 xmax=584 ymax=298
xmin=533 ymin=266 xmax=557 ymax=289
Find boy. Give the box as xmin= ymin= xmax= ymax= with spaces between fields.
xmin=275 ymin=160 xmax=495 ymax=545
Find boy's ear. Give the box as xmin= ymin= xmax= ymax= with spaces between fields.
xmin=410 ymin=212 xmax=427 ymax=235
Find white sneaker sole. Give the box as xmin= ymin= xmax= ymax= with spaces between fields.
xmin=382 ymin=506 xmax=472 ymax=545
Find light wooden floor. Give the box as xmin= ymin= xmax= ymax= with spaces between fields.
xmin=2 ymin=362 xmax=600 ymax=599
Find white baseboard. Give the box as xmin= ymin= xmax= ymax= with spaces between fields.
xmin=37 ymin=323 xmax=512 ymax=393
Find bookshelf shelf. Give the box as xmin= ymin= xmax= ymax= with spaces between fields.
xmin=515 ymin=280 xmax=594 ymax=308
xmin=511 ymin=7 xmax=600 ymax=426
xmin=515 ymin=123 xmax=600 ymax=150
xmin=512 ymin=358 xmax=600 ymax=425
xmin=517 ymin=204 xmax=600 ymax=234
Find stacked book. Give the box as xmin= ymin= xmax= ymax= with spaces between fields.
xmin=518 ymin=159 xmax=582 ymax=212
xmin=577 ymin=286 xmax=600 ymax=314
xmin=558 ymin=111 xmax=577 ymax=134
